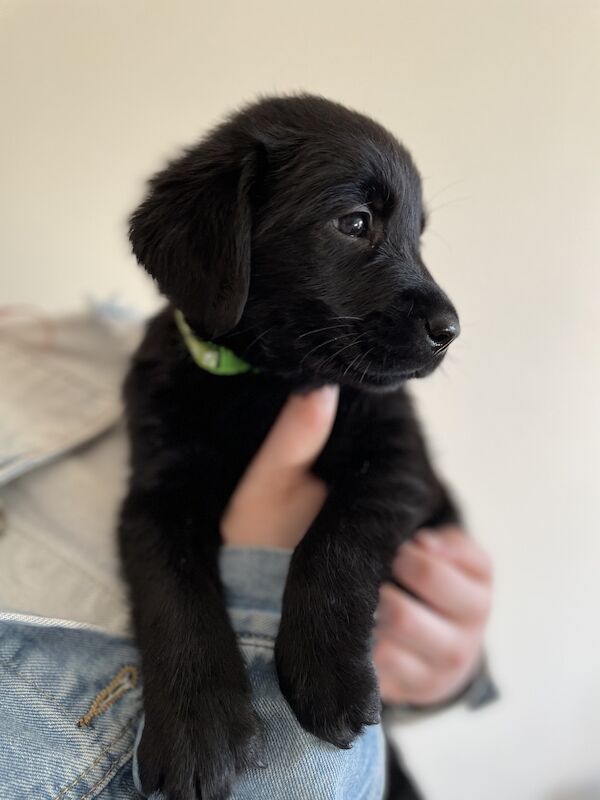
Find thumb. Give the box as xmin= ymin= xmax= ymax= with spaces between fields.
xmin=250 ymin=385 xmax=339 ymax=480
xmin=221 ymin=385 xmax=339 ymax=548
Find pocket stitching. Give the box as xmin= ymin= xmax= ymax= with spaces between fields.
xmin=77 ymin=744 xmax=135 ymax=800
xmin=51 ymin=719 xmax=136 ymax=800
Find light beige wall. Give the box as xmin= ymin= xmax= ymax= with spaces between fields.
xmin=1 ymin=1 xmax=599 ymax=798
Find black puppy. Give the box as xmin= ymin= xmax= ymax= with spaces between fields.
xmin=120 ymin=94 xmax=461 ymax=800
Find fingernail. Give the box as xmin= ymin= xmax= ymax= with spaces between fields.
xmin=316 ymin=384 xmax=339 ymax=406
xmin=415 ymin=530 xmax=443 ymax=550
xmin=310 ymin=385 xmax=339 ymax=422
xmin=290 ymin=384 xmax=338 ymax=416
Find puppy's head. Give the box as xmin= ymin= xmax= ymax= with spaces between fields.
xmin=129 ymin=94 xmax=459 ymax=389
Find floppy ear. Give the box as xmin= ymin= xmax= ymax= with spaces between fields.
xmin=129 ymin=135 xmax=258 ymax=338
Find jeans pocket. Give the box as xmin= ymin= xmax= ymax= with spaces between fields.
xmin=0 ymin=620 xmax=142 ymax=800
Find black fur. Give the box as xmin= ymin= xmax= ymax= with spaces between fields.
xmin=119 ymin=94 xmax=461 ymax=800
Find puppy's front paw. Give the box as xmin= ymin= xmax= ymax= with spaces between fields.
xmin=137 ymin=690 xmax=261 ymax=800
xmin=275 ymin=618 xmax=381 ymax=749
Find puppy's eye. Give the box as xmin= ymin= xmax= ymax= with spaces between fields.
xmin=334 ymin=212 xmax=371 ymax=238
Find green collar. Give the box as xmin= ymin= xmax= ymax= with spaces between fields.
xmin=174 ymin=310 xmax=257 ymax=376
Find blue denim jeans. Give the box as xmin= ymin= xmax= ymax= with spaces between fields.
xmin=0 ymin=548 xmax=385 ymax=799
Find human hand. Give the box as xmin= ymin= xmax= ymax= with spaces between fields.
xmin=221 ymin=386 xmax=339 ymax=548
xmin=374 ymin=526 xmax=493 ymax=706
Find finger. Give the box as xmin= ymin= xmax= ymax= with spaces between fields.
xmin=414 ymin=527 xmax=493 ymax=581
xmin=250 ymin=385 xmax=339 ymax=480
xmin=221 ymin=387 xmax=336 ymax=548
xmin=376 ymin=583 xmax=466 ymax=669
xmin=222 ymin=471 xmax=327 ymax=547
xmin=373 ymin=639 xmax=434 ymax=705
xmin=392 ymin=543 xmax=492 ymax=624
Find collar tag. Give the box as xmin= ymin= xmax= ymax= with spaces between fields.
xmin=174 ymin=310 xmax=257 ymax=376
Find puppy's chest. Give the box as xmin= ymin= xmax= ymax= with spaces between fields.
xmin=175 ymin=375 xmax=289 ymax=484
xmin=179 ymin=377 xmax=402 ymax=493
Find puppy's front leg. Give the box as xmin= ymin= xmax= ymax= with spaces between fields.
xmin=275 ymin=415 xmax=442 ymax=748
xmin=119 ymin=485 xmax=260 ymax=800
xmin=274 ymin=494 xmax=390 ymax=748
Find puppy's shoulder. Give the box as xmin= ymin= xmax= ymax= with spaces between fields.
xmin=122 ymin=305 xmax=195 ymax=425
xmin=129 ymin=306 xmax=180 ymax=368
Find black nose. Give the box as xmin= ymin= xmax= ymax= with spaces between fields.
xmin=424 ymin=311 xmax=460 ymax=350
